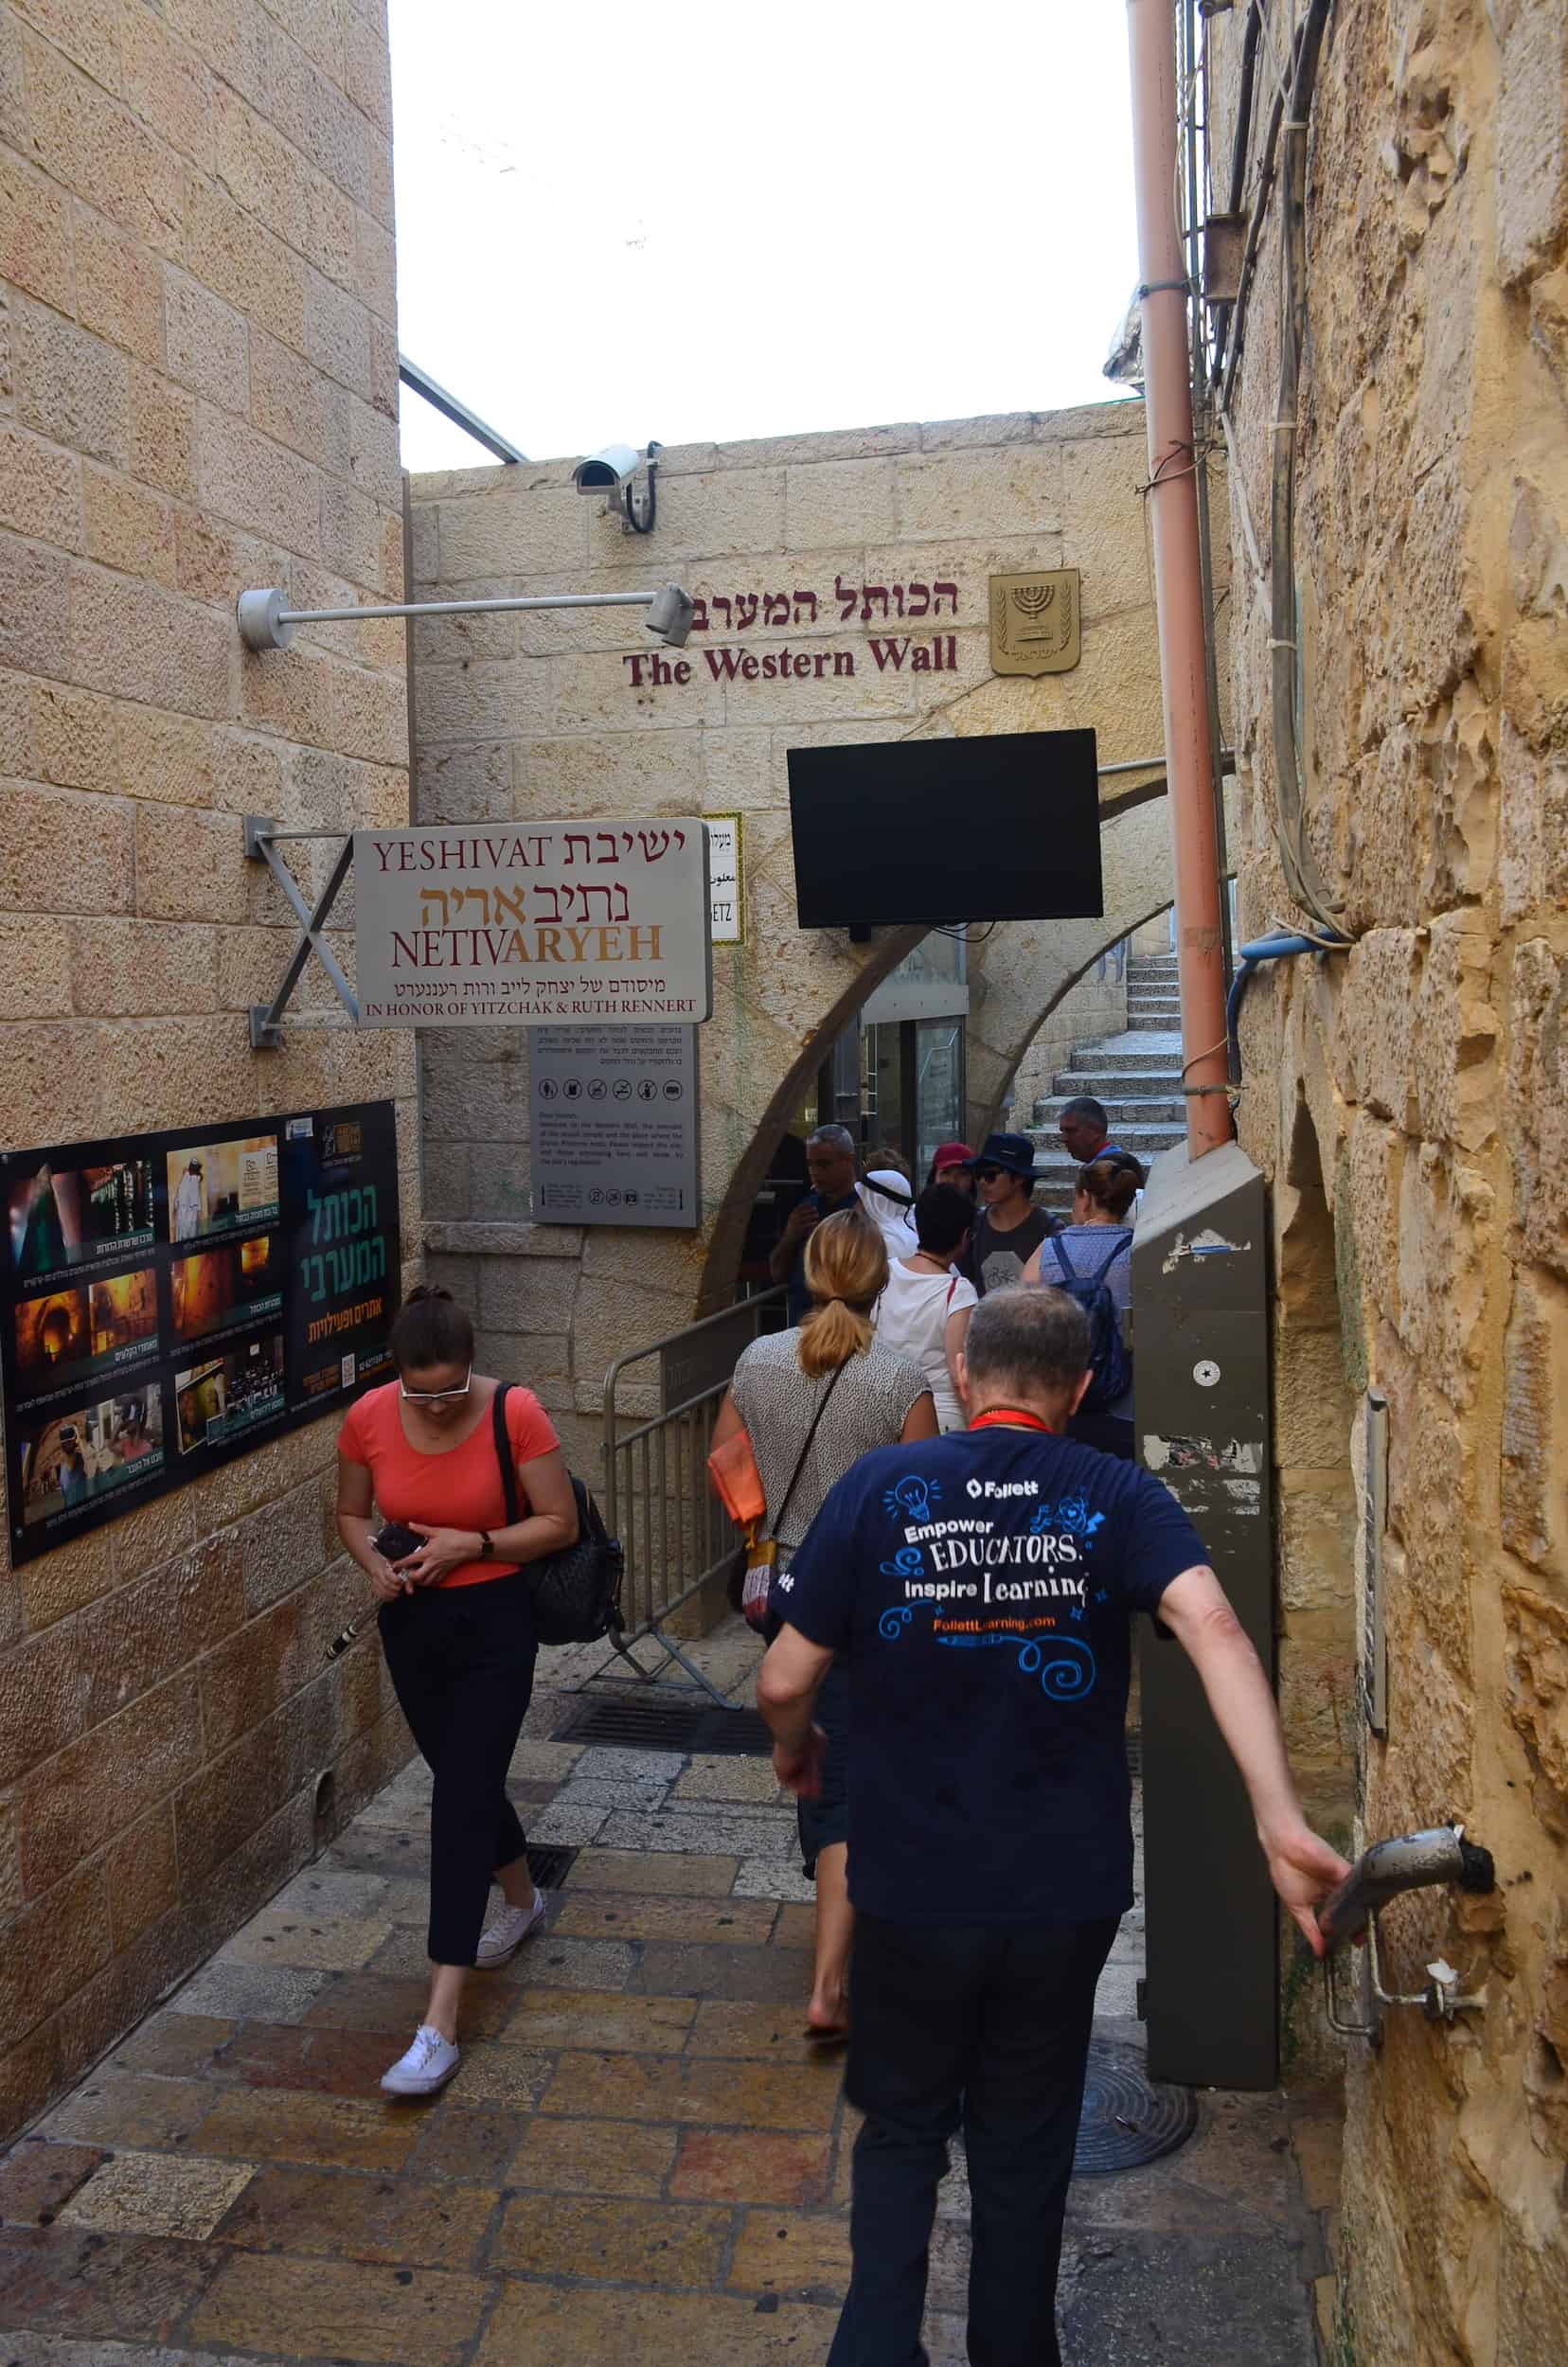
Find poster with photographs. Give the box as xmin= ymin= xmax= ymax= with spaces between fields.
xmin=2 ymin=1102 xmax=400 ymax=1564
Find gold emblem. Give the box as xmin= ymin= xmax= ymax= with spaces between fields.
xmin=989 ymin=569 xmax=1081 ymax=676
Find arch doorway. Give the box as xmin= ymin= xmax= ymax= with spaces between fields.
xmin=697 ymin=791 xmax=1224 ymax=1312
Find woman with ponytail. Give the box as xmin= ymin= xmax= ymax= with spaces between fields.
xmin=335 ymin=1285 xmax=578 ymax=2097
xmin=711 ymin=1209 xmax=936 ymax=2040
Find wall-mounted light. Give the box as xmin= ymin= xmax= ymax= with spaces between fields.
xmin=236 ymin=579 xmax=694 ymax=652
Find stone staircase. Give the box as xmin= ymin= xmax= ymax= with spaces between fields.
xmin=1027 ymin=953 xmax=1186 ymax=1218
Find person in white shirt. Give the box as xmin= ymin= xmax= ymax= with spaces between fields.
xmin=860 ymin=1167 xmax=919 ymax=1263
xmin=872 ymin=1184 xmax=979 ymax=1433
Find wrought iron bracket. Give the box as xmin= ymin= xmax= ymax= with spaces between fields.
xmin=242 ymin=815 xmax=359 ymax=1051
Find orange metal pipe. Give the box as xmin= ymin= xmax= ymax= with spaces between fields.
xmin=1126 ymin=0 xmax=1233 ymax=1157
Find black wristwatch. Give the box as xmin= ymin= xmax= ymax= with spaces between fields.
xmin=478 ymin=1530 xmax=493 ymax=1557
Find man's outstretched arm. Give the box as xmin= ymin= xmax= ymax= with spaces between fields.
xmin=757 ymin=1624 xmax=836 ymax=1793
xmin=1156 ymin=1564 xmax=1351 ymax=1955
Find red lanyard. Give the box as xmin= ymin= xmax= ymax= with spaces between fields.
xmin=968 ymin=1408 xmax=1056 ymax=1434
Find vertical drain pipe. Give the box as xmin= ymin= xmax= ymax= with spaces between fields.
xmin=1126 ymin=0 xmax=1233 ymax=1157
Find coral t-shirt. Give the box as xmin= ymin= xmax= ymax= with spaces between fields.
xmin=338 ymin=1380 xmax=560 ymax=1589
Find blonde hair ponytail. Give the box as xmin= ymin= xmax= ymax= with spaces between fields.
xmin=797 ymin=1208 xmax=888 ymax=1379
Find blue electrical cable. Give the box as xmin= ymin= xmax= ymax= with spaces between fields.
xmin=1226 ymin=933 xmax=1348 ymax=1083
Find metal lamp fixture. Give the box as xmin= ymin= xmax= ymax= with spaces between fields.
xmin=237 ymin=578 xmax=694 ymax=652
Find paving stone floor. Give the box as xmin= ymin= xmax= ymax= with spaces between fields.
xmin=0 ymin=1621 xmax=1325 ymax=2366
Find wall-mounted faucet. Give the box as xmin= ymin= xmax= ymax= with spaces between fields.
xmin=1319 ymin=1824 xmax=1496 ymax=2040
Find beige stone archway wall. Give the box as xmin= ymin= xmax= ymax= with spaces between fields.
xmin=410 ymin=404 xmax=1230 ymax=1466
xmin=686 ymin=791 xmax=1187 ymax=1312
xmin=961 ymin=778 xmax=1243 ymax=1143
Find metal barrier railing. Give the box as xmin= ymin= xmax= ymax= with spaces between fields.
xmin=594 ymin=1287 xmax=786 ymax=1705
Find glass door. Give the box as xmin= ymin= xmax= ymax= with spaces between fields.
xmin=914 ymin=1018 xmax=965 ymax=1181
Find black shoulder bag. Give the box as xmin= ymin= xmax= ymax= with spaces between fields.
xmin=491 ymin=1384 xmax=625 ymax=1646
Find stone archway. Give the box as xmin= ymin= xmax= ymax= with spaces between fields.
xmin=693 ymin=920 xmax=924 ymax=1315
xmin=964 ymin=776 xmax=1238 ymax=1139
xmin=693 ymin=785 xmax=1221 ymax=1311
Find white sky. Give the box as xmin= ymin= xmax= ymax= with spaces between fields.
xmin=388 ymin=0 xmax=1140 ymax=472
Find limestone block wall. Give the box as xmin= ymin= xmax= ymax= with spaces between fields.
xmin=1213 ymin=0 xmax=1568 ymax=2350
xmin=410 ymin=404 xmax=1200 ymax=1462
xmin=0 ymin=0 xmax=414 ymax=2142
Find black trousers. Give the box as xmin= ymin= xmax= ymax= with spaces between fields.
xmin=829 ymin=1911 xmax=1119 ymax=2367
xmin=378 ymin=1574 xmax=538 ymax=1967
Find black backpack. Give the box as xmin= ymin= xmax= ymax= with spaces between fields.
xmin=1045 ymin=1232 xmax=1132 ymax=1415
xmin=492 ymin=1385 xmax=624 ymax=1646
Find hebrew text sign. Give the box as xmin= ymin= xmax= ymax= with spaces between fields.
xmin=353 ymin=820 xmax=713 ymax=1026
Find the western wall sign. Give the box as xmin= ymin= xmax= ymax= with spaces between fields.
xmin=621 ymin=573 xmax=961 ymax=689
xmin=618 ymin=567 xmax=1083 ymax=690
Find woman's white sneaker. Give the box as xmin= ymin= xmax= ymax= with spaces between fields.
xmin=475 ymin=1888 xmax=548 ymax=1967
xmin=380 ymin=2024 xmax=460 ymax=2097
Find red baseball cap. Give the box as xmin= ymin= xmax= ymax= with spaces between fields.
xmin=932 ymin=1141 xmax=975 ymax=1174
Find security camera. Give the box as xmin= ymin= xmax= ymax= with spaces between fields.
xmin=572 ymin=441 xmax=661 ymax=534
xmin=573 ymin=444 xmax=642 ymax=492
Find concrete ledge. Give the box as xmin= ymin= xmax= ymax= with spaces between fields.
xmin=423 ymin=1220 xmax=584 ymax=1256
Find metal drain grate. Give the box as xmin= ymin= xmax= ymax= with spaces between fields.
xmin=1073 ymin=2039 xmax=1197 ymax=2175
xmin=526 ymin=1844 xmax=579 ymax=1891
xmin=1125 ymin=1733 xmax=1143 ymax=1779
xmin=556 ymin=1696 xmax=773 ymax=1757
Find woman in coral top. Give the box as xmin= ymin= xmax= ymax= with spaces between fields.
xmin=336 ymin=1285 xmax=578 ymax=2097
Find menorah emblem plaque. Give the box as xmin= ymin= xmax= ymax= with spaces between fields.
xmin=989 ymin=568 xmax=1081 ymax=676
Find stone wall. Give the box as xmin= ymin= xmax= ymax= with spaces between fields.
xmin=1212 ymin=0 xmax=1568 ymax=2351
xmin=410 ymin=404 xmax=1208 ymax=1466
xmin=0 ymin=0 xmax=414 ymax=2142
xmin=1004 ymin=939 xmax=1133 ymax=1130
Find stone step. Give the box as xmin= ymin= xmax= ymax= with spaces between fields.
xmin=1127 ymin=962 xmax=1179 ymax=981
xmin=1033 ymin=1092 xmax=1185 ymax=1128
xmin=1127 ymin=994 xmax=1181 ymax=1013
xmin=1051 ymin=1074 xmax=1188 ymax=1104
xmin=1126 ymin=1012 xmax=1181 ymax=1030
xmin=1054 ymin=1046 xmax=1185 ymax=1076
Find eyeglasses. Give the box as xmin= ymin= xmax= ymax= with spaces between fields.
xmin=973 ymin=1166 xmax=1007 ymax=1183
xmin=400 ymin=1366 xmax=472 ymax=1405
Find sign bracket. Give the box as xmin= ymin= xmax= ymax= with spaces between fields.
xmin=243 ymin=816 xmax=359 ymax=1051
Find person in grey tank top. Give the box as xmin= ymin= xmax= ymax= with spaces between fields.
xmin=712 ymin=1211 xmax=935 ymax=2041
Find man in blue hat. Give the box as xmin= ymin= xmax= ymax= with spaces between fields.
xmin=962 ymin=1131 xmax=1056 ymax=1296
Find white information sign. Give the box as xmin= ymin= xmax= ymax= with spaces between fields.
xmin=530 ymin=1024 xmax=698 ymax=1229
xmin=707 ymin=812 xmax=742 ymax=944
xmin=352 ymin=819 xmax=712 ymax=1027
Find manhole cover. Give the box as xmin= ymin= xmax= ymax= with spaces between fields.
xmin=526 ymin=1844 xmax=578 ymax=1890
xmin=1073 ymin=2039 xmax=1197 ymax=2175
xmin=556 ymin=1696 xmax=772 ymax=1757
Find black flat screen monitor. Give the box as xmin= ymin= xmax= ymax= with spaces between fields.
xmin=787 ymin=729 xmax=1102 ymax=928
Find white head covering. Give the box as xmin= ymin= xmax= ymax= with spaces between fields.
xmin=862 ymin=1169 xmax=918 ymax=1260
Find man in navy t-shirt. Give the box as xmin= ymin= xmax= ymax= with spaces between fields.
xmin=757 ymin=1284 xmax=1348 ymax=2367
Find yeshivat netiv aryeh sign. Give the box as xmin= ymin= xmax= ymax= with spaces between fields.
xmin=352 ymin=819 xmax=713 ymax=1026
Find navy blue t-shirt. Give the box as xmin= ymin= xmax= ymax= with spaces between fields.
xmin=777 ymin=1426 xmax=1208 ymax=1924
